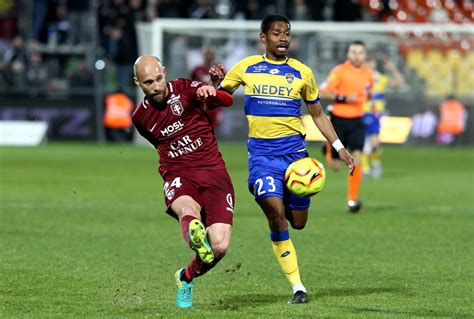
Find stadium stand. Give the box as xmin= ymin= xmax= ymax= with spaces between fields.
xmin=360 ymin=0 xmax=473 ymax=97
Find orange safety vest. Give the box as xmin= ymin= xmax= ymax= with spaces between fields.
xmin=437 ymin=99 xmax=465 ymax=135
xmin=103 ymin=93 xmax=133 ymax=129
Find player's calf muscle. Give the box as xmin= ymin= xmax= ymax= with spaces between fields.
xmin=289 ymin=209 xmax=308 ymax=230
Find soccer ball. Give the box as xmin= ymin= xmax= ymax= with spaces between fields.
xmin=285 ymin=157 xmax=326 ymax=197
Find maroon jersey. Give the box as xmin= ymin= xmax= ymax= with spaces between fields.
xmin=191 ymin=65 xmax=211 ymax=83
xmin=132 ymin=78 xmax=226 ymax=175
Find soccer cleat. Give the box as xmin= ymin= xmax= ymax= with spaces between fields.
xmin=288 ymin=291 xmax=308 ymax=304
xmin=175 ymin=268 xmax=194 ymax=308
xmin=188 ymin=219 xmax=214 ymax=264
xmin=348 ymin=200 xmax=363 ymax=213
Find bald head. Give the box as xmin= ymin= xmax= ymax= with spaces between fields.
xmin=133 ymin=55 xmax=163 ymax=79
xmin=133 ymin=55 xmax=168 ymax=104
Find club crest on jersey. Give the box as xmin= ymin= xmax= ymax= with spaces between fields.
xmin=285 ymin=73 xmax=295 ymax=85
xmin=170 ymin=102 xmax=183 ymax=116
xmin=168 ymin=94 xmax=183 ymax=116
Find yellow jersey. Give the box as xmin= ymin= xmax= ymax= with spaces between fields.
xmin=364 ymin=71 xmax=389 ymax=113
xmin=219 ymin=55 xmax=320 ymax=155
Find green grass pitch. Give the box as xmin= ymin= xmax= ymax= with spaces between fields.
xmin=1 ymin=143 xmax=473 ymax=318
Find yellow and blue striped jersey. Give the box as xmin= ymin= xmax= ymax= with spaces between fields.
xmin=219 ymin=55 xmax=320 ymax=155
xmin=364 ymin=71 xmax=389 ymax=113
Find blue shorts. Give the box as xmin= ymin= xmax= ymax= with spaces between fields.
xmin=363 ymin=113 xmax=381 ymax=136
xmin=248 ymin=151 xmax=310 ymax=210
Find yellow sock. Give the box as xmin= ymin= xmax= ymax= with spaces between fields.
xmin=372 ymin=149 xmax=382 ymax=162
xmin=272 ymin=238 xmax=302 ymax=286
xmin=361 ymin=153 xmax=370 ymax=174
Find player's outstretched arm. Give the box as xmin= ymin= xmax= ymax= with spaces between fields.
xmin=307 ymin=101 xmax=355 ymax=175
xmin=196 ymin=85 xmax=233 ymax=107
xmin=209 ymin=64 xmax=225 ymax=88
xmin=385 ymin=58 xmax=405 ymax=88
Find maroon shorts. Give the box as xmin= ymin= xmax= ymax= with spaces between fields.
xmin=162 ymin=168 xmax=234 ymax=226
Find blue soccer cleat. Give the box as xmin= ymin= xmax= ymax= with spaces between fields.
xmin=175 ymin=268 xmax=194 ymax=308
xmin=188 ymin=219 xmax=214 ymax=264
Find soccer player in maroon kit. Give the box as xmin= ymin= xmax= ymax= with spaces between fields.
xmin=132 ymin=55 xmax=235 ymax=308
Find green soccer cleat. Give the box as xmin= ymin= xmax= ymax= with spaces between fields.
xmin=188 ymin=219 xmax=214 ymax=264
xmin=175 ymin=268 xmax=194 ymax=308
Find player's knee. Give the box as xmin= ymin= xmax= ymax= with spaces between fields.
xmin=288 ymin=209 xmax=308 ymax=230
xmin=211 ymin=241 xmax=229 ymax=258
xmin=290 ymin=221 xmax=306 ymax=230
xmin=288 ymin=215 xmax=307 ymax=230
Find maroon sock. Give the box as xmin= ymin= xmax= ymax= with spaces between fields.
xmin=185 ymin=255 xmax=222 ymax=281
xmin=180 ymin=215 xmax=196 ymax=248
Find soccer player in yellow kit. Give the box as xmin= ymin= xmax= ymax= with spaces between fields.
xmin=362 ymin=56 xmax=404 ymax=178
xmin=210 ymin=14 xmax=354 ymax=304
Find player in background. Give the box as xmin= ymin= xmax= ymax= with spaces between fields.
xmin=210 ymin=15 xmax=354 ymax=304
xmin=132 ymin=55 xmax=235 ymax=308
xmin=190 ymin=46 xmax=224 ymax=131
xmin=362 ymin=56 xmax=405 ymax=178
xmin=319 ymin=41 xmax=374 ymax=213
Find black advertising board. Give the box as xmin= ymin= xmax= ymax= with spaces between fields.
xmin=0 ymin=93 xmax=97 ymax=141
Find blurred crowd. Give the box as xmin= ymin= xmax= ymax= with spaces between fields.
xmin=0 ymin=0 xmax=371 ymax=94
xmin=1 ymin=0 xmax=470 ymax=95
xmin=0 ymin=0 xmax=94 ymax=93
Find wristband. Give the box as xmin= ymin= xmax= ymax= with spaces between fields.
xmin=335 ymin=95 xmax=346 ymax=103
xmin=332 ymin=139 xmax=344 ymax=152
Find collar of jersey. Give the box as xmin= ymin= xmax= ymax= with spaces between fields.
xmin=262 ymin=54 xmax=289 ymax=65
